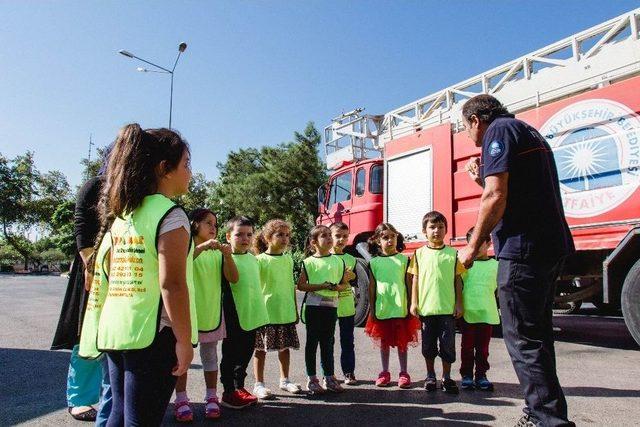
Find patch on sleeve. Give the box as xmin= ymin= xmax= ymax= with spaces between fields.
xmin=488 ymin=140 xmax=504 ymax=157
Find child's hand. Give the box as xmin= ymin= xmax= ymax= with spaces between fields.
xmin=84 ymin=269 xmax=94 ymax=292
xmin=336 ymin=283 xmax=350 ymax=292
xmin=219 ymin=243 xmax=232 ymax=256
xmin=206 ymin=239 xmax=222 ymax=251
xmin=344 ymin=269 xmax=356 ymax=282
xmin=410 ymin=303 xmax=418 ymax=317
xmin=454 ymin=302 xmax=464 ymax=319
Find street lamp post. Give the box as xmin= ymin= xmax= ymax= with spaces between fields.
xmin=118 ymin=42 xmax=187 ymax=129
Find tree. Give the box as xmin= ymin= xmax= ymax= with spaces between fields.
xmin=49 ymin=200 xmax=76 ymax=258
xmin=0 ymin=151 xmax=73 ymax=268
xmin=179 ymin=172 xmax=215 ymax=213
xmin=211 ymin=122 xmax=327 ymax=250
xmin=80 ymin=146 xmax=110 ymax=181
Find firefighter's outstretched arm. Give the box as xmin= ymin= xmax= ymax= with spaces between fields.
xmin=459 ymin=172 xmax=508 ymax=268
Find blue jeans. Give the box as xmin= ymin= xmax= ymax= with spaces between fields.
xmin=106 ymin=328 xmax=177 ymax=427
xmin=338 ymin=315 xmax=355 ymax=375
xmin=66 ymin=345 xmax=103 ymax=407
xmin=95 ymin=357 xmax=112 ymax=427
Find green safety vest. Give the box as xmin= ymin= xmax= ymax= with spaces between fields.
xmin=96 ymin=194 xmax=198 ymax=351
xmin=228 ymin=252 xmax=270 ymax=331
xmin=193 ymin=249 xmax=223 ymax=332
xmin=462 ymin=258 xmax=500 ymax=324
xmin=370 ymin=253 xmax=409 ymax=320
xmin=335 ymin=253 xmax=356 ymax=318
xmin=300 ymin=255 xmax=345 ymax=322
xmin=256 ymin=253 xmax=298 ymax=324
xmin=78 ymin=232 xmax=112 ymax=359
xmin=415 ymin=245 xmax=457 ymax=316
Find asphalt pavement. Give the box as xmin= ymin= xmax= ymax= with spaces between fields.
xmin=1 ymin=275 xmax=638 ymax=426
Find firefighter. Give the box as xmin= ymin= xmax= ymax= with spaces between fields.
xmin=458 ymin=94 xmax=576 ymax=427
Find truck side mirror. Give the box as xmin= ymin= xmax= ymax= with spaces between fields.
xmin=317 ymin=184 xmax=327 ymax=207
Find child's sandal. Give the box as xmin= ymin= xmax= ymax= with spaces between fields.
xmin=174 ymin=400 xmax=193 ymax=423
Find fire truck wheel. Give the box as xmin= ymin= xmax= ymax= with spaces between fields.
xmin=353 ymin=258 xmax=370 ymax=327
xmin=621 ymin=258 xmax=640 ymax=347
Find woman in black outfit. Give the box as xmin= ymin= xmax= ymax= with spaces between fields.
xmin=51 ymin=175 xmax=106 ymax=421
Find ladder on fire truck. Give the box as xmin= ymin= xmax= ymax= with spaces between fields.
xmin=324 ymin=8 xmax=640 ymax=169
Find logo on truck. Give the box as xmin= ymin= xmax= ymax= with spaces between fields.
xmin=541 ymin=99 xmax=640 ymax=218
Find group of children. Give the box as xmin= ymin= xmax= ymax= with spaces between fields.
xmin=170 ymin=209 xmax=501 ymax=421
xmin=79 ymin=124 xmax=500 ymax=426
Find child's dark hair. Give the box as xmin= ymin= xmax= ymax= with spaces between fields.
xmin=89 ymin=123 xmax=189 ymax=273
xmin=226 ymin=215 xmax=254 ymax=232
xmin=466 ymin=226 xmax=490 ymax=244
xmin=329 ymin=221 xmax=349 ymax=233
xmin=422 ymin=210 xmax=447 ymax=230
xmin=190 ymin=208 xmax=217 ymax=236
xmin=253 ymin=219 xmax=291 ymax=254
xmin=305 ymin=225 xmax=331 ymax=256
xmin=367 ymin=223 xmax=405 ymax=255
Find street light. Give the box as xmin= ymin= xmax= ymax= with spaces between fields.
xmin=118 ymin=42 xmax=188 ymax=129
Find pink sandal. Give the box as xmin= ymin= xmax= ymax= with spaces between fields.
xmin=205 ymin=396 xmax=221 ymax=419
xmin=174 ymin=400 xmax=193 ymax=423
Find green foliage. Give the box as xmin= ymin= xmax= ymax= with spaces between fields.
xmin=211 ymin=122 xmax=327 ymax=251
xmin=179 ymin=172 xmax=215 ymax=213
xmin=49 ymin=200 xmax=76 ymax=258
xmin=0 ymin=151 xmax=73 ymax=267
xmin=80 ymin=146 xmax=110 ymax=181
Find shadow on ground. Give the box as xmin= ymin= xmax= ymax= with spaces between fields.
xmin=0 ymin=348 xmax=70 ymax=425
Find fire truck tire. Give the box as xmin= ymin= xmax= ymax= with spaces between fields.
xmin=621 ymin=258 xmax=640 ymax=346
xmin=353 ymin=258 xmax=370 ymax=327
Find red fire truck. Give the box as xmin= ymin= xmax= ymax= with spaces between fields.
xmin=317 ymin=8 xmax=640 ymax=345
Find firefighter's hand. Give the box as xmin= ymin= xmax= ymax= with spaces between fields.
xmin=458 ymin=245 xmax=476 ymax=269
xmin=172 ymin=340 xmax=194 ymax=377
xmin=465 ymin=157 xmax=481 ymax=184
xmin=344 ymin=269 xmax=356 ymax=282
xmin=454 ymin=301 xmax=464 ymax=319
xmin=410 ymin=303 xmax=418 ymax=317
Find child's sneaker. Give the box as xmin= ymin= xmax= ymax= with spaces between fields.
xmin=424 ymin=376 xmax=437 ymax=392
xmin=279 ymin=379 xmax=303 ymax=394
xmin=441 ymin=378 xmax=459 ymax=394
xmin=375 ymin=371 xmax=391 ymax=387
xmin=204 ymin=397 xmax=221 ymax=419
xmin=252 ymin=382 xmax=274 ymax=400
xmin=344 ymin=373 xmax=358 ymax=385
xmin=306 ymin=377 xmax=326 ymax=394
xmin=221 ymin=390 xmax=255 ymax=409
xmin=173 ymin=400 xmax=193 ymax=422
xmin=475 ymin=376 xmax=494 ymax=391
xmin=323 ymin=376 xmax=345 ymax=393
xmin=398 ymin=372 xmax=411 ymax=389
xmin=461 ymin=376 xmax=475 ymax=390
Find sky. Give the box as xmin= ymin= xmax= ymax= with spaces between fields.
xmin=1 ymin=0 xmax=638 ymax=188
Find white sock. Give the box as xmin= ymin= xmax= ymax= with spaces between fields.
xmin=205 ymin=388 xmax=216 ymax=400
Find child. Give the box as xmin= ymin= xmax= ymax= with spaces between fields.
xmin=173 ymin=208 xmax=239 ymax=421
xmin=90 ymin=124 xmax=197 ymax=425
xmin=330 ymin=222 xmax=358 ymax=385
xmin=252 ymin=219 xmax=302 ymax=399
xmin=409 ymin=211 xmax=464 ymax=394
xmin=220 ymin=216 xmax=270 ymax=409
xmin=365 ymin=223 xmax=421 ymax=388
xmin=459 ymin=227 xmax=499 ymax=391
xmin=297 ymin=225 xmax=354 ymax=394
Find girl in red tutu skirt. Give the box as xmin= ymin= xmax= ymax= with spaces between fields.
xmin=365 ymin=223 xmax=421 ymax=388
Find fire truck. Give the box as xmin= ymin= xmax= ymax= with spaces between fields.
xmin=316 ymin=8 xmax=640 ymax=345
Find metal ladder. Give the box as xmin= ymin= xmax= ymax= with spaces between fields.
xmin=324 ymin=7 xmax=640 ymax=163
